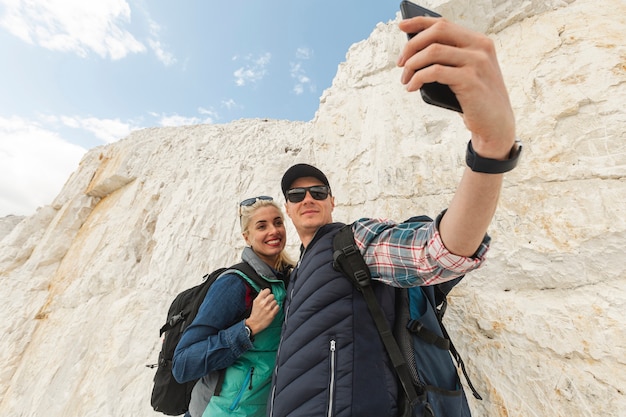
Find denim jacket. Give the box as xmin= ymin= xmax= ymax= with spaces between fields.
xmin=173 ymin=248 xmax=288 ymax=417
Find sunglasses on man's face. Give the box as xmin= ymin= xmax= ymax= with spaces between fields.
xmin=286 ymin=185 xmax=330 ymax=203
xmin=240 ymin=195 xmax=273 ymax=207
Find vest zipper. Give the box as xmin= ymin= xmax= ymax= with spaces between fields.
xmin=269 ymin=249 xmax=307 ymax=417
xmin=269 ymin=385 xmax=276 ymax=417
xmin=229 ymin=366 xmax=254 ymax=411
xmin=327 ymin=339 xmax=337 ymax=417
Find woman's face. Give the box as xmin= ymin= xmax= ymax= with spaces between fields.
xmin=243 ymin=205 xmax=287 ymax=266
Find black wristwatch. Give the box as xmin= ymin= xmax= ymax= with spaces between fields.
xmin=465 ymin=140 xmax=522 ymax=174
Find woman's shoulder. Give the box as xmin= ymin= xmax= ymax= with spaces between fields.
xmin=207 ymin=270 xmax=249 ymax=296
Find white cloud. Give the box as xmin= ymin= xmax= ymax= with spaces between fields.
xmin=60 ymin=116 xmax=136 ymax=143
xmin=290 ymin=61 xmax=315 ymax=96
xmin=159 ymin=114 xmax=200 ymax=127
xmin=147 ymin=19 xmax=176 ymax=66
xmin=289 ymin=47 xmax=316 ymax=95
xmin=198 ymin=107 xmax=218 ymax=123
xmin=157 ymin=111 xmax=215 ymax=127
xmin=0 ymin=116 xmax=87 ymax=217
xmin=148 ymin=38 xmax=176 ymax=66
xmin=233 ymin=52 xmax=271 ymax=86
xmin=0 ymin=0 xmax=147 ymax=60
xmin=221 ymin=99 xmax=238 ymax=110
xmin=295 ymin=47 xmax=312 ymax=60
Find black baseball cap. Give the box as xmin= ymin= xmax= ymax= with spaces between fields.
xmin=281 ymin=163 xmax=330 ymax=196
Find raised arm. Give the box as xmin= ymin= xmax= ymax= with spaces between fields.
xmin=397 ymin=16 xmax=519 ymax=257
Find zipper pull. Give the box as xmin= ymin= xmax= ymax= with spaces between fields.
xmin=249 ymin=367 xmax=254 ymax=390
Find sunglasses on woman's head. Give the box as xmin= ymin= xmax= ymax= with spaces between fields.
xmin=240 ymin=195 xmax=273 ymax=207
xmin=286 ymin=186 xmax=330 ymax=203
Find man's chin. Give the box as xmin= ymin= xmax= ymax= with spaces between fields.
xmin=298 ymin=219 xmax=325 ymax=231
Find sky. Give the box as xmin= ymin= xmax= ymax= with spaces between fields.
xmin=0 ymin=0 xmax=401 ymax=217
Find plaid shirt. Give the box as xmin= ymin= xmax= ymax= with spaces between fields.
xmin=352 ymin=212 xmax=490 ymax=287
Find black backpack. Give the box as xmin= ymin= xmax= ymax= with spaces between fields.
xmin=148 ymin=262 xmax=269 ymax=416
xmin=332 ymin=219 xmax=482 ymax=417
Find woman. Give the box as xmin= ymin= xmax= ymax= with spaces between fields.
xmin=172 ymin=196 xmax=294 ymax=417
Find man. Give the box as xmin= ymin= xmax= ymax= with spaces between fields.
xmin=268 ymin=15 xmax=521 ymax=417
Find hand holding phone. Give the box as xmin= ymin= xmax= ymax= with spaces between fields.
xmin=399 ymin=1 xmax=463 ymax=113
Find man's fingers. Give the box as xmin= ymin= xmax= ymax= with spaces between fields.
xmin=398 ymin=18 xmax=480 ymax=69
xmin=397 ymin=16 xmax=438 ymax=40
xmin=400 ymin=44 xmax=462 ymax=87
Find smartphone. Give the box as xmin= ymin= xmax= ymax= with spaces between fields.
xmin=399 ymin=1 xmax=462 ymax=113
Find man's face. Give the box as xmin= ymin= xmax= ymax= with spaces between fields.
xmin=284 ymin=176 xmax=335 ymax=237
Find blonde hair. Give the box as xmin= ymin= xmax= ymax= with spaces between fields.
xmin=239 ymin=198 xmax=295 ymax=271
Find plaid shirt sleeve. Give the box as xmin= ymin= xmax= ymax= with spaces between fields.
xmin=351 ymin=211 xmax=490 ymax=287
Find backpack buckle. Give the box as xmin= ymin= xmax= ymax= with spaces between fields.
xmin=353 ymin=269 xmax=371 ymax=288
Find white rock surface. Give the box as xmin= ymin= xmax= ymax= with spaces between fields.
xmin=0 ymin=215 xmax=24 ymax=241
xmin=1 ymin=0 xmax=625 ymax=415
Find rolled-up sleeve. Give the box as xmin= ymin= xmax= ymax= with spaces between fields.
xmin=352 ymin=212 xmax=490 ymax=288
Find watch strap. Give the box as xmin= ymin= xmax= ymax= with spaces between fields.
xmin=466 ymin=140 xmax=522 ymax=174
xmin=244 ymin=324 xmax=254 ymax=341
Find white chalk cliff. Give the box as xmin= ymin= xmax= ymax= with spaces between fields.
xmin=1 ymin=0 xmax=625 ymax=415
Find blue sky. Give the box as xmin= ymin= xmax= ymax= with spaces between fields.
xmin=0 ymin=0 xmax=400 ymax=217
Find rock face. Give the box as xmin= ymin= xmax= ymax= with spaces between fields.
xmin=1 ymin=0 xmax=625 ymax=415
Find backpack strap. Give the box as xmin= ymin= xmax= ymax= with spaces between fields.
xmin=227 ymin=262 xmax=271 ymax=291
xmin=405 ymin=215 xmax=482 ymax=400
xmin=406 ymin=316 xmax=450 ymax=350
xmin=407 ymin=276 xmax=483 ymax=400
xmin=434 ymin=311 xmax=483 ymax=400
xmin=157 ymin=262 xmax=268 ymax=337
xmin=158 ymin=268 xmax=229 ymax=337
xmin=332 ymin=225 xmax=421 ymax=408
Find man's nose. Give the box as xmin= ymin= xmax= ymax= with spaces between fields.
xmin=301 ymin=189 xmax=316 ymax=202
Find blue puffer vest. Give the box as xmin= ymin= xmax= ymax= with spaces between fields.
xmin=269 ymin=223 xmax=399 ymax=417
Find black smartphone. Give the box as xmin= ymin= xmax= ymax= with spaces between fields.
xmin=399 ymin=1 xmax=462 ymax=113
